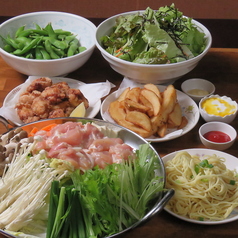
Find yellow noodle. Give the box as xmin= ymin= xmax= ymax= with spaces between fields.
xmin=165 ymin=151 xmax=238 ymax=221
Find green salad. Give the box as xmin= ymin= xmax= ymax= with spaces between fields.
xmin=101 ymin=4 xmax=207 ymax=64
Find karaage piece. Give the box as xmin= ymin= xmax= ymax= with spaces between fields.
xmin=26 ymin=77 xmax=52 ymax=93
xmin=15 ymin=77 xmax=89 ymax=123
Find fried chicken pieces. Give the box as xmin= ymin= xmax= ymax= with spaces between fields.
xmin=15 ymin=77 xmax=89 ymax=123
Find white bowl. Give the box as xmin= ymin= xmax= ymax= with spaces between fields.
xmin=95 ymin=10 xmax=212 ymax=85
xmin=0 ymin=11 xmax=96 ymax=76
xmin=199 ymin=122 xmax=237 ymax=150
xmin=199 ymin=95 xmax=238 ymax=123
xmin=181 ymin=78 xmax=215 ymax=103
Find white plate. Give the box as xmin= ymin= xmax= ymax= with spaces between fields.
xmin=3 ymin=77 xmax=101 ymax=125
xmin=162 ymin=148 xmax=238 ymax=225
xmin=100 ymin=86 xmax=200 ymax=142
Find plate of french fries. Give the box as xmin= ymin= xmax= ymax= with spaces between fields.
xmin=101 ymin=83 xmax=200 ymax=142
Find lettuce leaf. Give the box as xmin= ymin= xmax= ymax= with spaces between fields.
xmin=101 ymin=4 xmax=207 ymax=64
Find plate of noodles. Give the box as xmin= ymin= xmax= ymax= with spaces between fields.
xmin=162 ymin=148 xmax=238 ymax=224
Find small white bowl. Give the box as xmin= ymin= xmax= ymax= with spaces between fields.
xmin=181 ymin=78 xmax=215 ymax=103
xmin=95 ymin=10 xmax=212 ymax=85
xmin=199 ymin=95 xmax=238 ymax=124
xmin=0 ymin=11 xmax=96 ymax=76
xmin=199 ymin=122 xmax=237 ymax=150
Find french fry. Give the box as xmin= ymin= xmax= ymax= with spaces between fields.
xmin=144 ymin=83 xmax=162 ymax=102
xmin=140 ymin=88 xmax=161 ymax=116
xmin=108 ymin=84 xmax=187 ymax=138
xmin=157 ymin=124 xmax=167 ymax=138
xmin=168 ymin=102 xmax=182 ymax=127
xmin=125 ymin=87 xmax=141 ymax=102
xmin=162 ymin=84 xmax=177 ymax=114
xmin=126 ymin=111 xmax=152 ymax=132
xmin=151 ymin=85 xmax=177 ymax=128
xmin=139 ymin=94 xmax=154 ymax=117
xmin=108 ymin=100 xmax=153 ymax=138
xmin=117 ymin=87 xmax=130 ymax=102
xmin=178 ymin=116 xmax=188 ymax=129
xmin=124 ymin=98 xmax=150 ymax=113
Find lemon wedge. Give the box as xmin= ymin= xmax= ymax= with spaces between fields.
xmin=69 ymin=102 xmax=86 ymax=117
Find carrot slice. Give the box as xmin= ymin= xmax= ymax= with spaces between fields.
xmin=41 ymin=123 xmax=58 ymax=132
xmin=28 ymin=123 xmax=58 ymax=137
xmin=28 ymin=127 xmax=39 ymax=137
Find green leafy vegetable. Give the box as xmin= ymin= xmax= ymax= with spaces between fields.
xmin=101 ymin=4 xmax=206 ymax=64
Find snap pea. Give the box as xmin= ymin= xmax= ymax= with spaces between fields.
xmin=3 ymin=44 xmax=14 ymax=53
xmin=54 ymin=29 xmax=72 ymax=36
xmin=44 ymin=23 xmax=56 ymax=38
xmin=15 ymin=36 xmax=32 ymax=46
xmin=35 ymin=46 xmax=43 ymax=59
xmin=45 ymin=39 xmax=60 ymax=59
xmin=64 ymin=35 xmax=77 ymax=46
xmin=40 ymin=48 xmax=51 ymax=60
xmin=51 ymin=45 xmax=65 ymax=58
xmin=79 ymin=46 xmax=86 ymax=53
xmin=67 ymin=38 xmax=79 ymax=57
xmin=18 ymin=29 xmax=48 ymax=37
xmin=49 ymin=38 xmax=68 ymax=50
xmin=15 ymin=25 xmax=25 ymax=38
xmin=13 ymin=37 xmax=42 ymax=55
xmin=0 ymin=22 xmax=86 ymax=59
xmin=3 ymin=36 xmax=20 ymax=49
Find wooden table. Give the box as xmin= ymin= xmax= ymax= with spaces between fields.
xmin=0 ymin=17 xmax=238 ymax=238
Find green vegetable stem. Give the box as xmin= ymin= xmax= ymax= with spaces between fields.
xmin=46 ymin=144 xmax=164 ymax=238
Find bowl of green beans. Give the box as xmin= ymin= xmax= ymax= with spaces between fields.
xmin=0 ymin=11 xmax=96 ymax=76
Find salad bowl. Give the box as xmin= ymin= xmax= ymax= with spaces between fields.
xmin=95 ymin=6 xmax=212 ymax=84
xmin=0 ymin=117 xmax=174 ymax=238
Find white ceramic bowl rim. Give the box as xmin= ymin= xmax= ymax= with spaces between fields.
xmin=0 ymin=11 xmax=96 ymax=61
xmin=181 ymin=78 xmax=215 ymax=90
xmin=199 ymin=121 xmax=237 ymax=145
xmin=95 ymin=10 xmax=212 ymax=68
xmin=199 ymin=94 xmax=238 ymax=118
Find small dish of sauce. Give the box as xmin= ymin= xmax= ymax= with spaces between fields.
xmin=203 ymin=130 xmax=231 ymax=143
xmin=201 ymin=97 xmax=237 ymax=117
xmin=187 ymin=89 xmax=209 ymax=97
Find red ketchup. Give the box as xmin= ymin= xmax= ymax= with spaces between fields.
xmin=203 ymin=131 xmax=231 ymax=143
